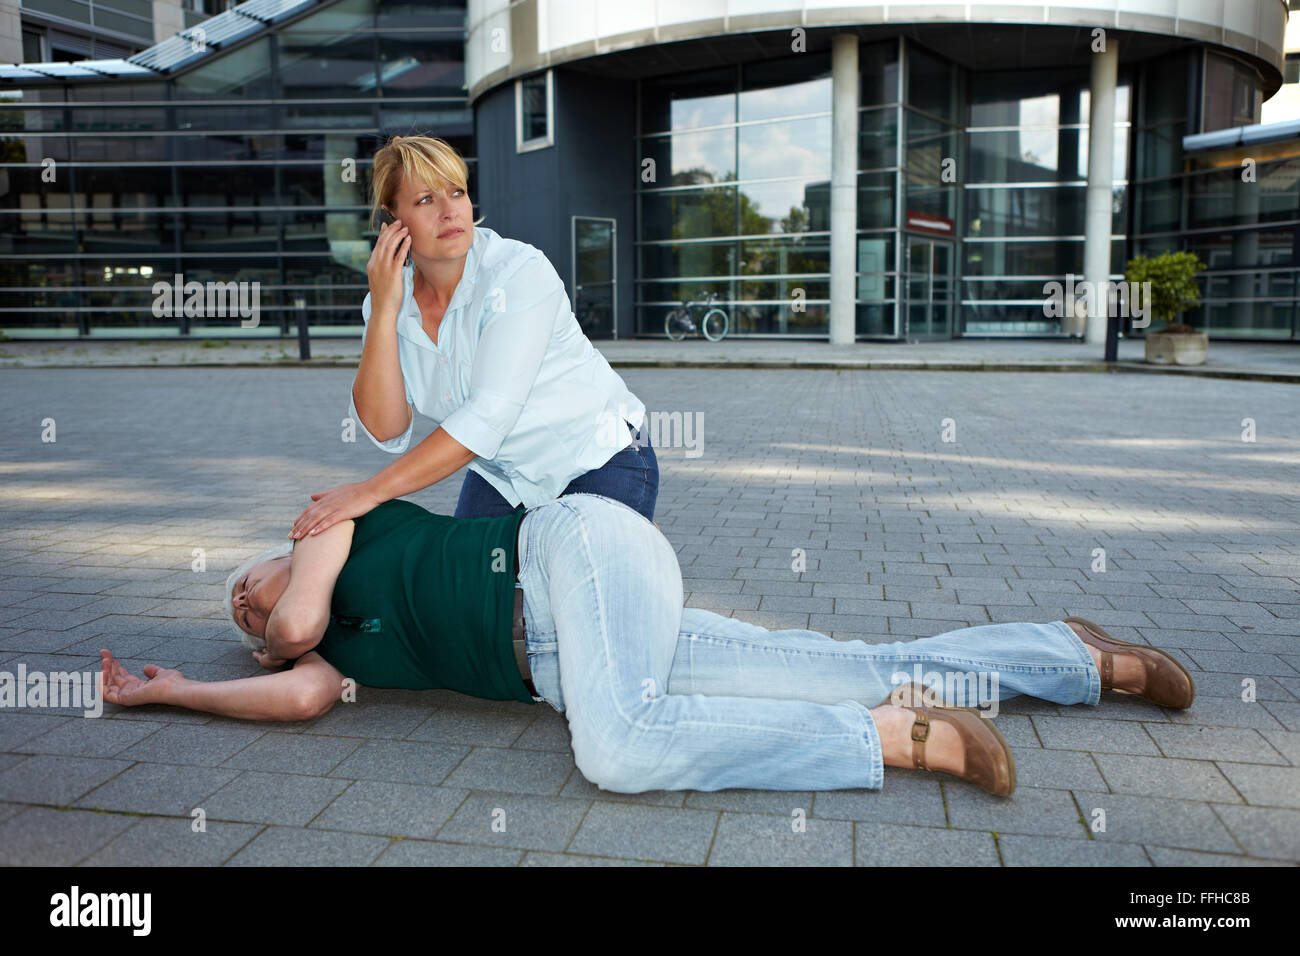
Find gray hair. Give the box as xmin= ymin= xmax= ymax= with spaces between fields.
xmin=223 ymin=543 xmax=293 ymax=651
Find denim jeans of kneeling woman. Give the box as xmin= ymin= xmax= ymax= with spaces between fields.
xmin=514 ymin=492 xmax=1102 ymax=794
xmin=454 ymin=420 xmax=658 ymax=522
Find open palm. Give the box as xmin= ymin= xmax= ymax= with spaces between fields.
xmin=99 ymin=649 xmax=183 ymax=707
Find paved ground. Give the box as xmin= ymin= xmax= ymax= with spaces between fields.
xmin=0 ymin=364 xmax=1297 ymax=866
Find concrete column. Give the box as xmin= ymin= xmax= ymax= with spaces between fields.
xmin=830 ymin=33 xmax=859 ymax=346
xmin=153 ymin=0 xmax=186 ymax=45
xmin=0 ymin=0 xmax=25 ymax=66
xmin=1083 ymin=39 xmax=1118 ymax=347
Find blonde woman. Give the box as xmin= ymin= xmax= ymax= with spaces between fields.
xmin=289 ymin=135 xmax=656 ymax=538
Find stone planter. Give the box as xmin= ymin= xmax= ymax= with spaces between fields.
xmin=1144 ymin=330 xmax=1208 ymax=366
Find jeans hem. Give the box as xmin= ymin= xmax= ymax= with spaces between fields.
xmin=1050 ymin=619 xmax=1103 ymax=706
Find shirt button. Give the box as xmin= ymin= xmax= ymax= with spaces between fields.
xmin=444 ymin=393 xmax=451 ymax=400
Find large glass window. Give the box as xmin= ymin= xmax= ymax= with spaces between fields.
xmin=174 ymin=38 xmax=274 ymax=99
xmin=962 ymin=68 xmax=1130 ymax=336
xmin=516 ymin=71 xmax=552 ymax=150
xmin=638 ymin=53 xmax=839 ymax=336
xmin=1202 ymin=52 xmax=1261 ymax=133
xmin=1 ymin=0 xmax=474 ymax=336
xmin=279 ymin=33 xmax=377 ymax=99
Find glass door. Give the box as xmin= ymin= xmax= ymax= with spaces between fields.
xmin=904 ymin=236 xmax=955 ymax=340
xmin=572 ymin=216 xmax=616 ymax=338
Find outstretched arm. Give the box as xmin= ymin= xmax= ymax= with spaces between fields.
xmin=99 ymin=649 xmax=347 ymax=723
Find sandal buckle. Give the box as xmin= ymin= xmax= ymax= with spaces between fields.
xmin=910 ymin=714 xmax=930 ymax=743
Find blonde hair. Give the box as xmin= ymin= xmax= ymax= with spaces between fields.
xmin=369 ymin=135 xmax=485 ymax=230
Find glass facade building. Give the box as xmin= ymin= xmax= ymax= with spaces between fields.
xmin=1 ymin=0 xmax=471 ymax=337
xmin=1133 ymin=50 xmax=1300 ymax=339
xmin=2 ymin=0 xmax=1295 ymax=342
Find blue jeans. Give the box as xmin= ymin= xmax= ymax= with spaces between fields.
xmin=454 ymin=420 xmax=658 ymax=521
xmin=516 ymin=493 xmax=1102 ymax=793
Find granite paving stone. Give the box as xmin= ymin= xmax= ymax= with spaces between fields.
xmin=436 ymin=791 xmax=591 ymax=852
xmin=310 ymin=780 xmax=467 ymax=839
xmin=853 ymin=822 xmax=1000 ymax=866
xmin=520 ymin=851 xmax=662 ymax=866
xmin=706 ymin=810 xmax=854 ymax=866
xmin=1092 ymin=754 xmax=1241 ymax=802
xmin=0 ymin=806 xmax=137 ymax=865
xmin=441 ymin=746 xmax=576 ymax=796
xmin=80 ymin=816 xmax=263 ymax=866
xmin=1072 ymin=791 xmax=1239 ymax=854
xmin=1031 ymin=716 xmax=1161 ymax=754
xmin=115 ymin=723 xmax=267 ymax=767
xmin=997 ymin=834 xmax=1152 ymax=866
xmin=567 ymin=802 xmax=719 ymax=864
xmin=198 ymin=771 xmax=351 ymax=827
xmin=219 ymin=731 xmax=363 ymax=776
xmin=326 ymin=739 xmax=469 ymax=785
xmin=1145 ymin=724 xmax=1289 ymax=764
xmin=1214 ymin=762 xmax=1300 ymax=808
xmin=0 ymin=754 xmax=131 ymax=805
xmin=1145 ymin=847 xmax=1294 ymax=867
xmin=373 ymin=840 xmax=525 ymax=866
xmin=945 ymin=785 xmax=1088 ymax=838
xmin=406 ymin=707 xmax=534 ymax=747
xmin=225 ymin=826 xmax=390 ymax=866
xmin=20 ymin=717 xmax=165 ymax=758
xmin=1212 ymin=805 xmax=1300 ymax=861
xmin=811 ymin=774 xmax=947 ymax=827
xmin=73 ymin=762 xmax=239 ymax=816
xmin=3 ymin=363 xmax=1297 ymax=864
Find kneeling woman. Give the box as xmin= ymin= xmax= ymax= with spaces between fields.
xmin=100 ymin=495 xmax=1195 ymax=797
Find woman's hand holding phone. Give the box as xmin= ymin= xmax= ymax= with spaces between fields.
xmin=367 ymin=209 xmax=410 ymax=320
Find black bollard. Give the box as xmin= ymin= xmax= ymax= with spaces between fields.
xmin=295 ymin=296 xmax=311 ymax=361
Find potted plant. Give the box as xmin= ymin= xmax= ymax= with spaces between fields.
xmin=1124 ymin=251 xmax=1208 ymax=366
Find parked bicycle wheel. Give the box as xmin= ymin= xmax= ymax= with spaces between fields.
xmin=701 ymin=308 xmax=729 ymax=342
xmin=665 ymin=308 xmax=690 ymax=341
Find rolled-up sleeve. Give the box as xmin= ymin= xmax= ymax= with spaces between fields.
xmin=348 ymin=291 xmax=415 ymax=454
xmin=440 ymin=254 xmax=559 ymax=461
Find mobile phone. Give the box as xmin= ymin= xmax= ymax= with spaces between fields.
xmin=377 ymin=207 xmax=412 ymax=266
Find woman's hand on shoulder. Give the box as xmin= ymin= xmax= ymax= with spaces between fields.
xmin=289 ymin=482 xmax=378 ymax=541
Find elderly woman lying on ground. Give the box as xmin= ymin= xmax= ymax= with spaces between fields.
xmin=100 ymin=493 xmax=1195 ymax=797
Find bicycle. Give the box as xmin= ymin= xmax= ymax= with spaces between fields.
xmin=664 ymin=291 xmax=729 ymax=342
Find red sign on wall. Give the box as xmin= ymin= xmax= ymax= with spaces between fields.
xmin=906 ymin=210 xmax=955 ymax=236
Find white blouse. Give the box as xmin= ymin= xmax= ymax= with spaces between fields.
xmin=349 ymin=225 xmax=646 ymax=509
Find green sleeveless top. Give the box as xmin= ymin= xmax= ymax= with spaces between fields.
xmin=311 ymin=498 xmax=533 ymax=703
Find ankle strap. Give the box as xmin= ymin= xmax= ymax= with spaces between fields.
xmin=911 ymin=711 xmax=931 ymax=770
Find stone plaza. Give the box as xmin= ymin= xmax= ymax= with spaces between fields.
xmin=0 ymin=357 xmax=1296 ymax=865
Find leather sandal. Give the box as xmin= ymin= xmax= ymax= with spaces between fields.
xmin=1063 ymin=616 xmax=1195 ymax=710
xmin=879 ymin=683 xmax=1016 ymax=797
